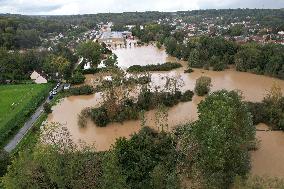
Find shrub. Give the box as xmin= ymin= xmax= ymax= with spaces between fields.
xmin=43 ymin=103 xmax=52 ymax=113
xmin=181 ymin=90 xmax=194 ymax=102
xmin=194 ymin=76 xmax=212 ymax=96
xmin=68 ymin=85 xmax=94 ymax=96
xmin=78 ymin=108 xmax=91 ymax=128
xmin=127 ymin=62 xmax=182 ymax=72
xmin=81 ymin=68 xmax=101 ymax=74
xmin=246 ymin=102 xmax=267 ymax=125
xmin=158 ymin=92 xmax=180 ymax=107
xmin=137 ymin=88 xmax=154 ymax=111
xmin=112 ymin=127 xmax=179 ymax=189
xmin=91 ymin=107 xmax=109 ymax=127
xmin=246 ymin=84 xmax=284 ymax=130
xmin=0 ymin=149 xmax=10 ymax=177
xmin=114 ymin=99 xmax=139 ymax=123
xmin=184 ymin=68 xmax=194 ymax=73
xmin=69 ymin=72 xmax=85 ymax=84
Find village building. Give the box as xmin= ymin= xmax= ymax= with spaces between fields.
xmin=97 ymin=31 xmax=125 ymax=46
xmin=30 ymin=71 xmax=47 ymax=84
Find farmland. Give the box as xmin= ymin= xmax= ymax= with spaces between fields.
xmin=0 ymin=84 xmax=52 ymax=145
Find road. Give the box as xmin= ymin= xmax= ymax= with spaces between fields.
xmin=4 ymin=85 xmax=62 ymax=153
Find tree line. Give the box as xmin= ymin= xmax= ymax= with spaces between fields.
xmin=163 ymin=35 xmax=284 ymax=79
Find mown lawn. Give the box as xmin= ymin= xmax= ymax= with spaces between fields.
xmin=0 ymin=84 xmax=52 ymax=145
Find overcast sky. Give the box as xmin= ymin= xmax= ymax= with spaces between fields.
xmin=0 ymin=0 xmax=283 ymax=15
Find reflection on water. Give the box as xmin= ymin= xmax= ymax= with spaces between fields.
xmin=48 ymin=45 xmax=284 ymax=177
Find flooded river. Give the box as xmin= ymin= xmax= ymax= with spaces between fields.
xmin=48 ymin=45 xmax=284 ymax=177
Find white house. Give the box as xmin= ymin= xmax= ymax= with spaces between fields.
xmin=30 ymin=71 xmax=47 ymax=84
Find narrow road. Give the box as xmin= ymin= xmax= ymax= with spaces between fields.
xmin=4 ymin=103 xmax=46 ymax=153
xmin=4 ymin=85 xmax=62 ymax=153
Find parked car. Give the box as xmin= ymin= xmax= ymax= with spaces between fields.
xmin=52 ymin=90 xmax=57 ymax=95
xmin=63 ymin=84 xmax=71 ymax=90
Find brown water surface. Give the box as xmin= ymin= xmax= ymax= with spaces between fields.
xmin=48 ymin=45 xmax=284 ymax=176
xmin=251 ymin=124 xmax=284 ymax=178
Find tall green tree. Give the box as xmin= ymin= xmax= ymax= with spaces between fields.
xmin=77 ymin=41 xmax=102 ymax=67
xmin=180 ymin=90 xmax=255 ymax=188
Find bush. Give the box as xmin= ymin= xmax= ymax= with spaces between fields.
xmin=246 ymin=85 xmax=284 ymax=130
xmin=111 ymin=127 xmax=179 ymax=189
xmin=0 ymin=149 xmax=10 ymax=177
xmin=184 ymin=68 xmax=194 ymax=73
xmin=114 ymin=99 xmax=139 ymax=123
xmin=86 ymin=89 xmax=193 ymax=127
xmin=43 ymin=103 xmax=52 ymax=113
xmin=69 ymin=72 xmax=85 ymax=84
xmin=181 ymin=90 xmax=194 ymax=102
xmin=246 ymin=102 xmax=267 ymax=125
xmin=91 ymin=107 xmax=109 ymax=127
xmin=194 ymin=76 xmax=212 ymax=96
xmin=158 ymin=92 xmax=181 ymax=107
xmin=68 ymin=85 xmax=94 ymax=96
xmin=127 ymin=62 xmax=182 ymax=72
xmin=78 ymin=108 xmax=91 ymax=128
xmin=81 ymin=68 xmax=101 ymax=74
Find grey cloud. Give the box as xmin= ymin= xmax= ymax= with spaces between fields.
xmin=18 ymin=4 xmax=62 ymax=14
xmin=0 ymin=0 xmax=283 ymax=15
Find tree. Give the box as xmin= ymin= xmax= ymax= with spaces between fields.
xmin=69 ymin=71 xmax=86 ymax=84
xmin=179 ymin=90 xmax=255 ymax=188
xmin=77 ymin=41 xmax=102 ymax=67
xmin=188 ymin=49 xmax=202 ymax=68
xmin=194 ymin=76 xmax=212 ymax=96
xmin=43 ymin=103 xmax=52 ymax=113
xmin=103 ymin=54 xmax=118 ymax=68
xmin=235 ymin=44 xmax=261 ymax=72
xmin=14 ymin=29 xmax=40 ymax=49
xmin=111 ymin=127 xmax=180 ymax=189
xmin=263 ymin=83 xmax=284 ymax=130
xmin=0 ymin=149 xmax=10 ymax=177
xmin=2 ymin=123 xmax=103 ymax=189
xmin=164 ymin=37 xmax=177 ymax=56
xmin=43 ymin=55 xmax=70 ymax=78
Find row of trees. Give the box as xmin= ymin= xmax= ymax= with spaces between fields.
xmin=0 ymin=39 xmax=108 ymax=83
xmin=1 ymin=89 xmax=257 ymax=188
xmin=163 ymin=35 xmax=284 ymax=79
xmin=0 ymin=42 xmax=78 ymax=82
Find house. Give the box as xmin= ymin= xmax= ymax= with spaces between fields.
xmin=97 ymin=31 xmax=125 ymax=46
xmin=30 ymin=71 xmax=47 ymax=84
xmin=84 ymin=62 xmax=91 ymax=70
xmin=63 ymin=84 xmax=71 ymax=90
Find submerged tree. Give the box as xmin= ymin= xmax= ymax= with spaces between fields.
xmin=194 ymin=76 xmax=212 ymax=96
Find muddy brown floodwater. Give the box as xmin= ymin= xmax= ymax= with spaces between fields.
xmin=48 ymin=44 xmax=284 ymax=178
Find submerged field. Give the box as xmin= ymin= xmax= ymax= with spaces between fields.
xmin=0 ymin=83 xmax=51 ymax=144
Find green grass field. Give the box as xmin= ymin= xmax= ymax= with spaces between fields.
xmin=0 ymin=84 xmax=52 ymax=145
